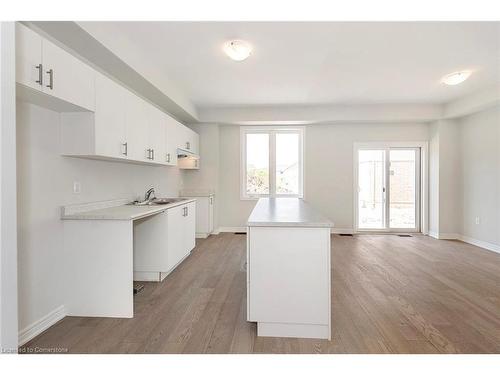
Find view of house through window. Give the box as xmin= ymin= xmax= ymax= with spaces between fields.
xmin=242 ymin=128 xmax=303 ymax=198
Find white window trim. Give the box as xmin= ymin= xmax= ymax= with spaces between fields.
xmin=240 ymin=126 xmax=305 ymax=200
xmin=353 ymin=141 xmax=429 ymax=235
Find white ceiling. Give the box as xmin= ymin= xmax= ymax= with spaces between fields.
xmin=79 ymin=22 xmax=500 ymax=109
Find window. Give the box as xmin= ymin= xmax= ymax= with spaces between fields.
xmin=241 ymin=127 xmax=304 ymax=199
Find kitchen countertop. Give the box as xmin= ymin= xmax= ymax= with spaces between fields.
xmin=247 ymin=198 xmax=334 ymax=228
xmin=61 ymin=198 xmax=196 ymax=221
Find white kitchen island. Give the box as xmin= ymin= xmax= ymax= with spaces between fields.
xmin=247 ymin=198 xmax=333 ymax=340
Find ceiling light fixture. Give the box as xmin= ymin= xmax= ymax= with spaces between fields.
xmin=223 ymin=40 xmax=252 ymax=61
xmin=441 ymin=70 xmax=472 ymax=85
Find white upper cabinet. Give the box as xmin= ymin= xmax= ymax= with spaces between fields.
xmin=164 ymin=113 xmax=179 ymax=166
xmin=18 ymin=23 xmax=200 ymax=168
xmin=16 ymin=22 xmax=95 ymax=111
xmin=16 ymin=23 xmax=42 ymax=91
xmin=124 ymin=91 xmax=149 ymax=162
xmin=41 ymin=38 xmax=95 ymax=111
xmin=146 ymin=104 xmax=166 ymax=164
xmin=178 ymin=126 xmax=199 ymax=155
xmin=94 ymin=73 xmax=127 ymax=159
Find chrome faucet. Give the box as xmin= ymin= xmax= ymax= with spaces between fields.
xmin=144 ymin=188 xmax=156 ymax=202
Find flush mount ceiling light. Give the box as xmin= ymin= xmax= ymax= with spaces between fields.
xmin=223 ymin=40 xmax=252 ymax=61
xmin=441 ymin=70 xmax=472 ymax=85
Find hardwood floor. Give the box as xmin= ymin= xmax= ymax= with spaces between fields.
xmin=21 ymin=233 xmax=500 ymax=354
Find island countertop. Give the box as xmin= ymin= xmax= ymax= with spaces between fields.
xmin=247 ymin=198 xmax=334 ymax=228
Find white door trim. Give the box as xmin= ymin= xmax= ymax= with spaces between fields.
xmin=353 ymin=141 xmax=428 ymax=234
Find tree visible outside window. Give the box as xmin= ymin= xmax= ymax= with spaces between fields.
xmin=241 ymin=127 xmax=303 ymax=199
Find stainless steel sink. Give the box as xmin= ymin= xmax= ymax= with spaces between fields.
xmin=129 ymin=198 xmax=187 ymax=206
xmin=150 ymin=198 xmax=186 ymax=205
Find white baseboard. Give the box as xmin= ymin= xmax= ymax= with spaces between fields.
xmin=458 ymin=235 xmax=500 ymax=254
xmin=331 ymin=228 xmax=354 ymax=234
xmin=218 ymin=226 xmax=247 ymax=233
xmin=427 ymin=232 xmax=500 ymax=254
xmin=18 ymin=305 xmax=66 ymax=346
xmin=219 ymin=227 xmax=356 ymax=235
xmin=195 ymin=233 xmax=209 ymax=239
xmin=438 ymin=233 xmax=460 ymax=240
xmin=428 ymin=231 xmax=439 ymax=239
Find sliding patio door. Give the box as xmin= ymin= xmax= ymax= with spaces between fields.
xmin=356 ymin=147 xmax=420 ymax=232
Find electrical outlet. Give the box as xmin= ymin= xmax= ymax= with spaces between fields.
xmin=73 ymin=181 xmax=81 ymax=194
xmin=475 ymin=217 xmax=480 ymax=225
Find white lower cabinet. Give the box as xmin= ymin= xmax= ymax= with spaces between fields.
xmin=182 ymin=196 xmax=214 ymax=238
xmin=134 ymin=201 xmax=196 ymax=282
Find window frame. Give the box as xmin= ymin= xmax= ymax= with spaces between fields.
xmin=240 ymin=126 xmax=305 ymax=200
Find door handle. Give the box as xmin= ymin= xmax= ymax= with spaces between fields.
xmin=46 ymin=69 xmax=54 ymax=90
xmin=35 ymin=64 xmax=43 ymax=86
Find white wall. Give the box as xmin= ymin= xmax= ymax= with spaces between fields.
xmin=218 ymin=125 xmax=256 ymax=229
xmin=458 ymin=106 xmax=500 ymax=247
xmin=16 ymin=101 xmax=184 ymax=335
xmin=428 ymin=119 xmax=462 ymax=238
xmin=216 ymin=122 xmax=429 ymax=229
xmin=1 ymin=21 xmax=18 ymax=353
xmin=428 ymin=122 xmax=440 ymax=236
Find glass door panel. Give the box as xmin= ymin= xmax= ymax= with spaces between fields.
xmin=389 ymin=149 xmax=418 ymax=229
xmin=358 ymin=150 xmax=386 ymax=229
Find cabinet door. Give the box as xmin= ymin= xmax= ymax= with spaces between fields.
xmin=188 ymin=129 xmax=199 ymax=155
xmin=41 ymin=38 xmax=95 ymax=111
xmin=16 ymin=23 xmax=43 ymax=91
xmin=184 ymin=202 xmax=196 ymax=253
xmin=166 ymin=205 xmax=187 ymax=270
xmin=125 ymin=93 xmax=149 ymax=162
xmin=94 ymin=73 xmax=127 ymax=158
xmin=177 ymin=125 xmax=189 ymax=151
xmin=164 ymin=114 xmax=179 ymax=166
xmin=147 ymin=105 xmax=166 ymax=164
xmin=208 ymin=196 xmax=214 ymax=233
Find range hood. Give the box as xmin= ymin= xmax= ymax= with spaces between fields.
xmin=177 ymin=148 xmax=200 ymax=159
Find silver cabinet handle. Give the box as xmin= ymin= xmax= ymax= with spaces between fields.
xmin=46 ymin=69 xmax=54 ymax=90
xmin=186 ymin=206 xmax=188 ymax=216
xmin=146 ymin=149 xmax=151 ymax=160
xmin=166 ymin=153 xmax=170 ymax=163
xmin=186 ymin=141 xmax=190 ymax=150
xmin=35 ymin=64 xmax=43 ymax=86
xmin=122 ymin=142 xmax=128 ymax=156
xmin=151 ymin=149 xmax=155 ymax=160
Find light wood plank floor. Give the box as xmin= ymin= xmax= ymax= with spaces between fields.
xmin=22 ymin=233 xmax=500 ymax=353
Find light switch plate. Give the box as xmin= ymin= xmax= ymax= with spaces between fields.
xmin=73 ymin=181 xmax=81 ymax=194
